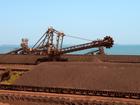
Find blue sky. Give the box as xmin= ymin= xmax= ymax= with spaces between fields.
xmin=0 ymin=0 xmax=140 ymax=45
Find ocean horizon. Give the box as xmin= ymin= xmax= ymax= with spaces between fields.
xmin=0 ymin=44 xmax=140 ymax=55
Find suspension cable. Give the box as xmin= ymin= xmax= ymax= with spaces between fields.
xmin=52 ymin=28 xmax=93 ymax=41
xmin=65 ymin=34 xmax=93 ymax=41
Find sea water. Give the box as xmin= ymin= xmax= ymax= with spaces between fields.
xmin=0 ymin=45 xmax=140 ymax=55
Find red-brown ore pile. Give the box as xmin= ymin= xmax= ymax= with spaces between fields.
xmin=15 ymin=62 xmax=140 ymax=92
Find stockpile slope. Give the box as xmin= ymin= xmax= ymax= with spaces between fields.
xmin=15 ymin=62 xmax=140 ymax=92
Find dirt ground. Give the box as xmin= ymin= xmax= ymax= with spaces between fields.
xmin=1 ymin=55 xmax=140 ymax=105
xmin=0 ymin=103 xmax=10 ymax=105
xmin=1 ymin=89 xmax=140 ymax=105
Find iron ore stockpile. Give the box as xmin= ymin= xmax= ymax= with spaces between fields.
xmin=1 ymin=27 xmax=140 ymax=105
xmin=15 ymin=62 xmax=140 ymax=92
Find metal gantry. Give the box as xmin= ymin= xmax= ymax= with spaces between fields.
xmin=7 ymin=27 xmax=114 ymax=57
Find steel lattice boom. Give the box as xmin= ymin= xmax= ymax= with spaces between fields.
xmin=7 ymin=27 xmax=114 ymax=57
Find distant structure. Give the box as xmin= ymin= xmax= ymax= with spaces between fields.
xmin=20 ymin=38 xmax=29 ymax=54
